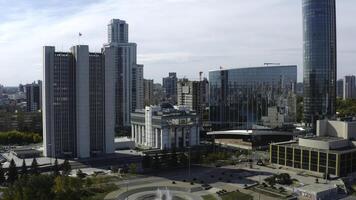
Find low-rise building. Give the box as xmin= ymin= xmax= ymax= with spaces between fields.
xmin=207 ymin=128 xmax=295 ymax=150
xmin=296 ymin=184 xmax=338 ymax=200
xmin=270 ymin=119 xmax=356 ymax=177
xmin=131 ymin=104 xmax=200 ymax=150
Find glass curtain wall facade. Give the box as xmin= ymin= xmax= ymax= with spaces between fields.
xmin=303 ymin=0 xmax=337 ymax=124
xmin=209 ymin=66 xmax=297 ymax=130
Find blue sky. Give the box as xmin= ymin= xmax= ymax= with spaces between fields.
xmin=0 ymin=0 xmax=355 ymax=85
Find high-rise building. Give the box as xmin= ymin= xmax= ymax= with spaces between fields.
xmin=162 ymin=72 xmax=178 ymax=104
xmin=144 ymin=79 xmax=154 ymax=106
xmin=209 ymin=65 xmax=297 ymax=130
xmin=25 ymin=81 xmax=41 ymax=112
xmin=105 ymin=19 xmax=144 ymax=128
xmin=303 ymin=0 xmax=337 ymax=124
xmin=0 ymin=84 xmax=4 ymax=97
xmin=43 ymin=45 xmax=115 ymax=158
xmin=177 ymin=78 xmax=209 ymax=119
xmin=344 ymin=75 xmax=356 ymax=100
xmin=336 ymin=79 xmax=344 ymax=98
xmin=153 ymin=83 xmax=165 ymax=105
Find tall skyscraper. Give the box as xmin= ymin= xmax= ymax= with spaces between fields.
xmin=344 ymin=76 xmax=356 ymax=100
xmin=162 ymin=72 xmax=178 ymax=104
xmin=144 ymin=79 xmax=154 ymax=106
xmin=303 ymin=0 xmax=337 ymax=124
xmin=209 ymin=65 xmax=297 ymax=130
xmin=336 ymin=79 xmax=344 ymax=98
xmin=25 ymin=81 xmax=41 ymax=112
xmin=105 ymin=19 xmax=144 ymax=128
xmin=43 ymin=45 xmax=115 ymax=158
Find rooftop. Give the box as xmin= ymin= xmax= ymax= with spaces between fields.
xmin=209 ymin=65 xmax=297 ymax=72
xmin=298 ymin=183 xmax=337 ymax=193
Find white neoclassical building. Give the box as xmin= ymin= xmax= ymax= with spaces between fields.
xmin=131 ymin=105 xmax=200 ymax=150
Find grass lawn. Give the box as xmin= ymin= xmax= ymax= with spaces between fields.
xmin=202 ymin=194 xmax=217 ymax=200
xmin=220 ymin=191 xmax=253 ymax=200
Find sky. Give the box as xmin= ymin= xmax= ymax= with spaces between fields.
xmin=0 ymin=0 xmax=355 ymax=86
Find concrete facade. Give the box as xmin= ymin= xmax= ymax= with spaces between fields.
xmin=106 ymin=19 xmax=144 ymax=128
xmin=43 ymin=45 xmax=115 ymax=158
xmin=317 ymin=119 xmax=356 ymax=140
xmin=131 ymin=106 xmax=200 ymax=150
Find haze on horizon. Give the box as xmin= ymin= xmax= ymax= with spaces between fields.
xmin=0 ymin=0 xmax=355 ymax=86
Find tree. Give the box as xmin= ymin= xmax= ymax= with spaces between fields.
xmin=61 ymin=159 xmax=71 ymax=176
xmin=0 ymin=164 xmax=5 ymax=186
xmin=7 ymin=159 xmax=18 ymax=184
xmin=3 ymin=175 xmax=55 ymax=200
xmin=128 ymin=163 xmax=137 ymax=174
xmin=30 ymin=158 xmax=39 ymax=175
xmin=179 ymin=153 xmax=188 ymax=167
xmin=142 ymin=154 xmax=152 ymax=169
xmin=169 ymin=148 xmax=178 ymax=168
xmin=21 ymin=159 xmax=28 ymax=177
xmin=76 ymin=169 xmax=86 ymax=179
xmin=53 ymin=158 xmax=60 ymax=177
xmin=153 ymin=154 xmax=161 ymax=170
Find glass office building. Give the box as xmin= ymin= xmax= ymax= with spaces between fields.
xmin=209 ymin=66 xmax=297 ymax=130
xmin=303 ymin=0 xmax=337 ymax=124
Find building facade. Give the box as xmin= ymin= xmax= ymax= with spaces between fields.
xmin=144 ymin=79 xmax=154 ymax=106
xmin=177 ymin=78 xmax=209 ymax=121
xmin=344 ymin=75 xmax=356 ymax=100
xmin=105 ymin=19 xmax=144 ymax=128
xmin=43 ymin=45 xmax=115 ymax=158
xmin=303 ymin=0 xmax=337 ymax=124
xmin=337 ymin=79 xmax=344 ymax=98
xmin=25 ymin=81 xmax=42 ymax=112
xmin=209 ymin=65 xmax=297 ymax=130
xmin=163 ymin=72 xmax=178 ymax=104
xmin=271 ymin=120 xmax=356 ymax=177
xmin=131 ymin=105 xmax=200 ymax=150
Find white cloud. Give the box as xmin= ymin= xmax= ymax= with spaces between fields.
xmin=0 ymin=0 xmax=355 ymax=85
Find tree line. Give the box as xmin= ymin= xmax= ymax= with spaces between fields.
xmin=0 ymin=130 xmax=42 ymax=145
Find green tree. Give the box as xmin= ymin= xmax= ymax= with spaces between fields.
xmin=0 ymin=164 xmax=5 ymax=186
xmin=179 ymin=152 xmax=188 ymax=167
xmin=76 ymin=169 xmax=86 ymax=179
xmin=128 ymin=163 xmax=137 ymax=174
xmin=153 ymin=154 xmax=161 ymax=170
xmin=3 ymin=175 xmax=55 ymax=200
xmin=62 ymin=159 xmax=71 ymax=176
xmin=53 ymin=158 xmax=60 ymax=177
xmin=7 ymin=159 xmax=18 ymax=184
xmin=30 ymin=158 xmax=39 ymax=175
xmin=53 ymin=176 xmax=82 ymax=200
xmin=142 ymin=154 xmax=152 ymax=169
xmin=21 ymin=159 xmax=28 ymax=177
xmin=169 ymin=148 xmax=178 ymax=168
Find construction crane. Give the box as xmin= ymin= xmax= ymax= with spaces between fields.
xmin=264 ymin=63 xmax=280 ymax=66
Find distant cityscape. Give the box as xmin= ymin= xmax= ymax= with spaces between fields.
xmin=1 ymin=0 xmax=356 ymax=200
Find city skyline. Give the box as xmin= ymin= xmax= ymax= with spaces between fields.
xmin=0 ymin=0 xmax=356 ymax=86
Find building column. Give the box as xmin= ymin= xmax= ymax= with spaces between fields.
xmin=155 ymin=128 xmax=159 ymax=148
xmin=175 ymin=127 xmax=179 ymax=149
xmin=182 ymin=127 xmax=186 ymax=148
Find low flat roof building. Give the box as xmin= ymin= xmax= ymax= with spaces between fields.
xmin=10 ymin=148 xmax=42 ymax=159
xmin=296 ymin=183 xmax=338 ymax=200
xmin=207 ymin=129 xmax=295 ymax=150
xmin=270 ymin=119 xmax=356 ymax=177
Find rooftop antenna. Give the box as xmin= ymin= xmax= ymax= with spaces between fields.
xmin=78 ymin=32 xmax=82 ymax=45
